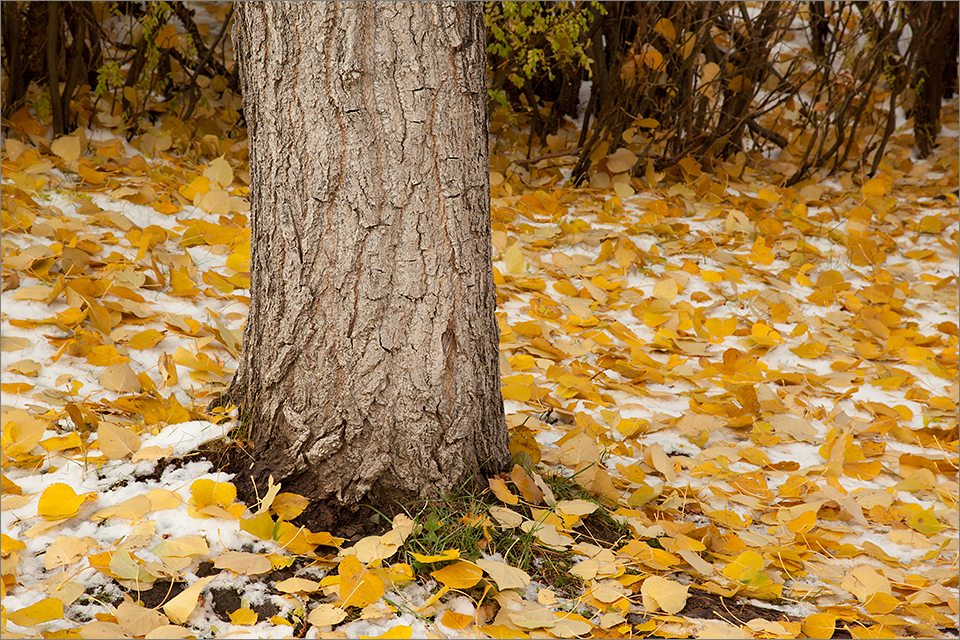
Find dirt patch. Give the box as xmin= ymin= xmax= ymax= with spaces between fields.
xmin=130 ymin=579 xmax=187 ymax=610
xmin=679 ymin=588 xmax=800 ymax=624
xmin=209 ymin=586 xmax=279 ymax=622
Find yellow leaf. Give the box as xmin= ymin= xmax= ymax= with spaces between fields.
xmin=504 ymin=243 xmax=524 ymax=275
xmin=240 ymin=512 xmax=275 ymax=541
xmin=642 ymin=49 xmax=664 ymax=70
xmin=410 ymin=548 xmax=460 ymax=564
xmin=117 ymin=600 xmax=169 ymax=637
xmin=652 ymin=277 xmax=678 ymax=300
xmin=653 ymin=17 xmax=676 ymax=43
xmin=862 ymin=176 xmax=889 ymax=198
xmin=641 ymin=576 xmax=688 ymax=614
xmin=722 ymin=550 xmax=764 ymax=583
xmin=39 ymin=431 xmax=82 ymax=453
xmin=44 ymin=536 xmax=89 ymax=570
xmin=7 ymin=598 xmax=64 ymax=626
xmin=2 ymin=410 xmax=47 ymax=457
xmin=156 ymin=23 xmax=178 ymax=48
xmin=510 ymin=464 xmax=544 ymax=504
xmin=276 ymin=577 xmax=322 ymax=593
xmin=198 ymin=189 xmax=230 ymax=215
xmin=51 ymin=135 xmax=82 ymax=162
xmin=339 ymin=555 xmax=386 ymax=609
xmin=431 ymin=560 xmax=483 ymax=589
xmin=606 ymin=148 xmax=637 ymax=174
xmin=97 ymin=421 xmax=141 ymax=459
xmin=229 ymin=608 xmax=258 ymax=625
xmin=801 ymin=613 xmax=836 ymax=639
xmin=841 ymin=566 xmax=890 ymax=603
xmin=203 ymin=155 xmax=234 ymax=189
xmin=441 ymin=609 xmax=473 ymax=630
xmin=750 ymin=322 xmax=781 ymax=347
xmin=190 ymin=478 xmax=236 ymax=509
xmin=38 ymin=483 xmax=87 ymax=521
xmin=271 ymin=492 xmax=310 ymax=520
xmin=488 ymin=477 xmax=519 ymax=505
xmin=906 ymin=507 xmax=946 ymax=536
xmin=100 ymin=363 xmax=142 ymax=393
xmin=476 ymin=558 xmax=530 ymax=591
xmin=163 ymin=575 xmax=216 ymax=624
xmin=790 ymin=341 xmax=827 ymax=359
xmin=129 ymin=329 xmax=166 ymax=350
xmin=169 ymin=267 xmax=200 ymax=296
xmin=179 ymin=176 xmax=211 ymax=200
xmin=308 ymin=603 xmax=348 ymax=627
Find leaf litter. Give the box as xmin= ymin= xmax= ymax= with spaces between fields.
xmin=2 ymin=14 xmax=959 ymax=640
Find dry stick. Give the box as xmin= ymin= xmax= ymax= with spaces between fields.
xmin=181 ymin=5 xmax=235 ymax=121
xmin=513 ymin=147 xmax=585 ymax=165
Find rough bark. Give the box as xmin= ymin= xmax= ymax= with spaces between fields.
xmin=229 ymin=2 xmax=510 ymax=512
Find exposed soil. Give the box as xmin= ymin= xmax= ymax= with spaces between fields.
xmin=209 ymin=586 xmax=279 ymax=622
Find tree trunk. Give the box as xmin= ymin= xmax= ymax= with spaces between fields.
xmin=229 ymin=2 xmax=510 ymax=515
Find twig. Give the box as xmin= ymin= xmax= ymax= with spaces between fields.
xmin=513 ymin=147 xmax=584 ymax=165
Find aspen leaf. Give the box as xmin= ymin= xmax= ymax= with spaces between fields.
xmin=653 ymin=277 xmax=678 ymax=300
xmin=476 ymin=558 xmax=530 ymax=591
xmin=151 ymin=536 xmax=209 ymax=557
xmin=722 ymin=550 xmax=764 ymax=583
xmin=51 ymin=135 xmax=82 ymax=162
xmin=38 ymin=483 xmax=87 ymax=520
xmin=410 ymin=548 xmax=460 ymax=563
xmin=98 ymin=421 xmax=141 ymax=459
xmin=862 ymin=176 xmax=889 ymax=198
xmin=505 ymin=243 xmax=525 ymax=274
xmin=240 ymin=511 xmax=275 ymax=540
xmin=489 ymin=477 xmax=520 ymax=505
xmin=641 ymin=575 xmax=688 ymax=614
xmin=441 ymin=609 xmax=473 ymax=630
xmin=556 ymin=499 xmax=598 ymax=517
xmin=214 ymin=551 xmax=272 ymax=575
xmin=7 ymin=598 xmax=64 ymax=626
xmin=309 ymin=603 xmax=348 ymax=627
xmin=642 ymin=49 xmax=664 ymax=69
xmin=1 ymin=336 xmax=32 ymax=352
xmin=100 ymin=363 xmax=141 ymax=393
xmin=44 ymin=536 xmax=89 ymax=570
xmin=163 ymin=575 xmax=216 ymax=624
xmin=801 ymin=613 xmax=836 ymax=639
xmin=431 ymin=560 xmax=483 ymax=589
xmin=3 ymin=411 xmax=47 ymax=457
xmin=229 ymin=608 xmax=258 ymax=625
xmin=198 ymin=189 xmax=230 ymax=215
xmin=129 ymin=329 xmax=165 ymax=350
xmin=271 ymin=492 xmax=310 ymax=520
xmin=510 ymin=464 xmax=544 ymax=504
xmin=204 ymin=155 xmax=234 ymax=189
xmin=339 ymin=554 xmax=386 ymax=609
xmin=147 ymin=488 xmax=182 ymax=511
xmin=489 ymin=506 xmax=525 ymax=528
xmin=606 ymin=148 xmax=637 ymax=174
xmin=654 ymin=17 xmax=676 ymax=42
xmin=117 ymin=601 xmax=169 ymax=637
xmin=190 ymin=478 xmax=236 ymax=509
xmin=906 ymin=507 xmax=946 ymax=535
xmin=276 ymin=577 xmax=321 ymax=593
xmin=841 ymin=566 xmax=891 ymax=603
xmin=92 ymin=493 xmax=151 ymax=520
